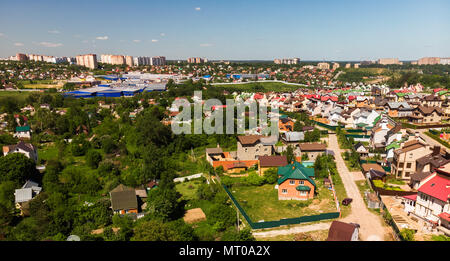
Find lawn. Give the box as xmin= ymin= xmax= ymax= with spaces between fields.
xmin=330 ymin=173 xmax=351 ymax=218
xmin=231 ymin=181 xmax=337 ymax=222
xmin=341 ymin=153 xmax=361 ymax=171
xmin=175 ymin=179 xmax=203 ymax=201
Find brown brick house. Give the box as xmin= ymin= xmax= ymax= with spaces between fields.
xmin=277 ymin=161 xmax=316 ymax=201
xmin=298 ymin=143 xmax=327 ymax=161
xmin=392 ymin=140 xmax=429 ymax=180
xmin=408 ymin=106 xmax=443 ymax=124
xmin=236 ymin=135 xmax=275 ymax=160
xmin=258 ymin=155 xmax=288 ymax=176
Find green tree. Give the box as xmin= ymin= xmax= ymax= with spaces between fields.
xmin=0 ymin=153 xmax=39 ymax=184
xmin=85 ymin=150 xmax=102 ymax=168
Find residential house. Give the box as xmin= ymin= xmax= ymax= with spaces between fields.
xmin=354 ymin=142 xmax=369 ymax=158
xmin=402 ymin=194 xmax=418 ymax=214
xmin=409 ymin=106 xmax=444 ymax=125
xmin=361 ymin=163 xmax=386 ymax=181
xmin=413 ymin=173 xmax=450 ymax=227
xmin=236 ymin=135 xmax=274 ymax=161
xmin=110 ymin=184 xmax=139 ymax=215
xmin=353 ymin=109 xmax=380 ymax=129
xmin=2 ymin=141 xmax=38 ymax=162
xmin=277 ymin=161 xmax=316 ymax=200
xmin=391 ymin=140 xmax=429 ymax=180
xmin=385 ymin=102 xmax=413 ymax=118
xmin=14 ymin=180 xmax=42 ymax=215
xmin=298 ymin=143 xmax=327 ymax=161
xmin=278 ymin=117 xmax=294 ymax=133
xmin=14 ymin=125 xmax=31 ymax=139
xmin=258 ymin=155 xmax=288 ymax=176
xmin=326 ymin=221 xmax=359 ymax=241
xmin=423 ymin=95 xmax=443 ymax=107
xmin=205 ymin=146 xmax=225 ymax=165
xmin=281 ymin=132 xmax=304 ymax=146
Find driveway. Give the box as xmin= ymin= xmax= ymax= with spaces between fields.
xmin=253 ymin=222 xmax=332 ymax=238
xmin=328 ymin=134 xmax=393 ymax=241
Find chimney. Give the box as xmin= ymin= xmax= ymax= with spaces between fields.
xmin=432 ymin=146 xmax=440 ymax=156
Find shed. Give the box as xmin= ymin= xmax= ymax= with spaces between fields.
xmin=327 ymin=221 xmax=359 ymax=241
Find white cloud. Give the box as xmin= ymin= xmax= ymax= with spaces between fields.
xmin=96 ymin=36 xmax=108 ymax=40
xmin=133 ymin=40 xmax=141 ymax=43
xmin=151 ymin=39 xmax=159 ymax=42
xmin=160 ymin=33 xmax=165 ymax=37
xmin=195 ymin=7 xmax=201 ymax=11
xmin=0 ymin=33 xmax=4 ymax=37
xmin=48 ymin=30 xmax=60 ymax=34
xmin=82 ymin=40 xmax=89 ymax=43
xmin=200 ymin=43 xmax=213 ymax=47
xmin=14 ymin=42 xmax=24 ymax=46
xmin=37 ymin=42 xmax=63 ymax=47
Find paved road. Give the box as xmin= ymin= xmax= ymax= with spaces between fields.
xmin=253 ymin=222 xmax=332 ymax=238
xmin=415 ymin=129 xmax=449 ymax=153
xmin=328 ymin=134 xmax=392 ymax=241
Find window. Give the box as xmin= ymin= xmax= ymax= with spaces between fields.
xmin=299 ymin=181 xmax=304 ymax=185
xmin=282 ymin=189 xmax=287 ymax=194
xmin=299 ymin=191 xmax=307 ymax=196
xmin=406 ymin=163 xmax=412 ymax=169
xmin=290 ymin=180 xmax=295 ymax=185
xmin=399 ymin=163 xmax=404 ymax=168
xmin=244 ymin=148 xmax=248 ymax=152
xmin=405 ymin=172 xmax=410 ymax=177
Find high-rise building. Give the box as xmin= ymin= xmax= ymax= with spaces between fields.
xmin=125 ymin=56 xmax=134 ymax=67
xmin=377 ymin=58 xmax=401 ymax=65
xmin=354 ymin=63 xmax=360 ymax=69
xmin=16 ymin=53 xmax=28 ymax=61
xmin=332 ymin=62 xmax=340 ymax=70
xmin=345 ymin=63 xmax=351 ymax=68
xmin=317 ymin=62 xmax=330 ymax=70
xmin=418 ymin=57 xmax=441 ymax=65
xmin=101 ymin=54 xmax=126 ymax=65
xmin=76 ymin=54 xmax=98 ymax=69
xmin=274 ymin=58 xmax=300 ymax=65
xmin=151 ymin=56 xmax=166 ymax=66
xmin=440 ymin=58 xmax=450 ymax=65
xmin=187 ymin=57 xmax=207 ymax=63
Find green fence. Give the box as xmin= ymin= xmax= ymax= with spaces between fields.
xmin=312 ymin=120 xmax=345 ymax=131
xmin=346 ymin=129 xmax=366 ymax=133
xmin=345 ymin=134 xmax=371 ymax=139
xmin=222 ymin=185 xmax=340 ymax=229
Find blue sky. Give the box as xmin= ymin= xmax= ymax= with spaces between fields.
xmin=0 ymin=0 xmax=449 ymax=60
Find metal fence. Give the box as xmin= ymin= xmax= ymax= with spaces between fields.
xmin=222 ymin=185 xmax=340 ymax=229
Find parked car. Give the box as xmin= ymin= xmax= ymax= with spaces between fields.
xmin=342 ymin=198 xmax=353 ymax=206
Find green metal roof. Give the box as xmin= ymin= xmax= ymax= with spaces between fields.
xmin=296 ymin=185 xmax=311 ymax=191
xmin=277 ymin=161 xmax=316 ymax=188
xmin=373 ymin=115 xmax=381 ymax=126
xmin=15 ymin=125 xmax=30 ymax=132
xmin=356 ymin=123 xmax=368 ymax=127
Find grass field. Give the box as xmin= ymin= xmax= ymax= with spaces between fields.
xmin=231 ymin=181 xmax=337 ymax=222
xmin=175 ymin=179 xmax=203 ymax=201
xmin=0 ymin=91 xmax=37 ymax=102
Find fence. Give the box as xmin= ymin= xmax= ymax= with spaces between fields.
xmin=345 ymin=134 xmax=371 ymax=139
xmin=222 ymin=185 xmax=340 ymax=230
xmin=312 ymin=120 xmax=344 ymax=131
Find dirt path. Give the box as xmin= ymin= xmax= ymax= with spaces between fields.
xmin=328 ymin=134 xmax=392 ymax=241
xmin=253 ymin=222 xmax=332 ymax=238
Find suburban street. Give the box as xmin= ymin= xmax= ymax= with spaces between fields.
xmin=328 ymin=134 xmax=393 ymax=241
